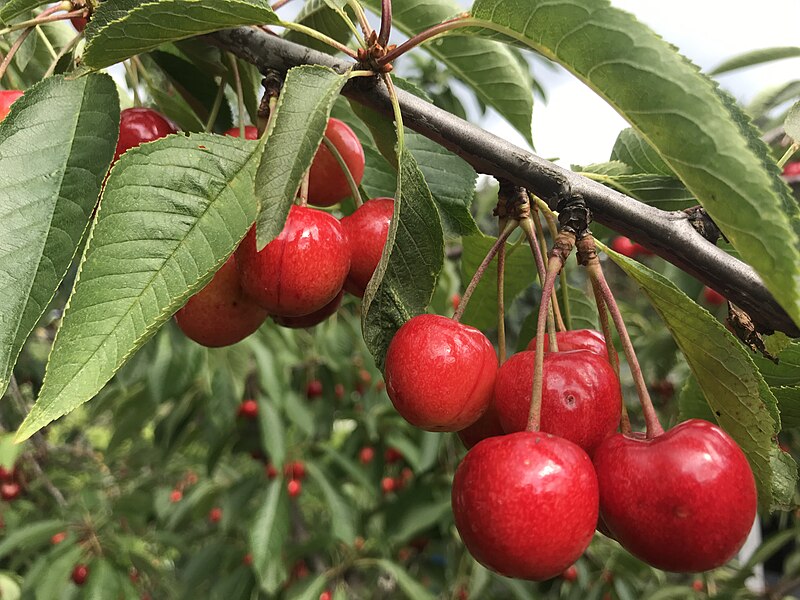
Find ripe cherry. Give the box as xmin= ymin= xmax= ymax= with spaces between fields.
xmin=457 ymin=401 xmax=504 ymax=449
xmin=236 ymin=206 xmax=350 ymax=317
xmin=702 ymin=286 xmax=726 ymax=306
xmin=319 ymin=591 xmax=332 ymax=600
xmin=561 ymin=564 xmax=578 ymax=582
xmin=243 ymin=553 xmax=253 ymax=566
xmin=169 ymin=489 xmax=183 ymax=503
xmin=174 ymin=255 xmax=268 ymax=347
xmin=0 ymin=90 xmax=23 ymax=122
xmin=593 ymin=419 xmax=757 ymax=572
xmin=306 ymin=380 xmax=323 ymax=399
xmin=307 ymin=118 xmax=365 ymax=207
xmin=272 ymin=289 xmax=343 ymax=328
xmin=381 ymin=476 xmax=396 ymax=495
xmin=284 ymin=461 xmax=306 ymax=480
xmin=287 ymin=479 xmax=302 ymax=498
xmin=51 ymin=531 xmax=67 ymax=545
xmin=494 ymin=350 xmax=621 ymax=456
xmin=115 ymin=107 xmax=176 ymax=162
xmin=224 ymin=125 xmax=258 ymax=140
xmin=610 ymin=236 xmax=638 ymax=258
xmin=339 ymin=198 xmax=393 ymax=297
xmin=71 ymin=564 xmax=90 ymax=586
xmin=783 ymin=162 xmax=800 ymax=176
xmin=0 ymin=465 xmax=15 ymax=481
xmin=334 ymin=383 xmax=345 ymax=399
xmin=526 ymin=329 xmax=611 ymax=360
xmin=384 ymin=447 xmax=403 ymax=464
xmin=265 ymin=463 xmax=278 ymax=479
xmin=452 ymin=432 xmax=598 ymax=581
xmin=384 ymin=314 xmax=498 ymax=432
xmin=237 ymin=399 xmax=259 ymax=420
xmin=71 ymin=14 xmax=88 ymax=31
xmin=208 ymin=507 xmax=222 ymax=523
xmin=359 ymin=447 xmax=375 ymax=464
xmin=0 ymin=481 xmax=21 ymax=501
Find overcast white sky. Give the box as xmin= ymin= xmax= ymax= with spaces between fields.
xmin=499 ymin=1 xmax=800 ymax=166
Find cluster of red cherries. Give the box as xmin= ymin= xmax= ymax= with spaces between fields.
xmin=383 ymin=315 xmax=758 ymax=579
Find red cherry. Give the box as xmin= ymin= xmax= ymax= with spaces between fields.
xmin=610 ymin=236 xmax=638 ymax=258
xmin=71 ymin=564 xmax=90 ymax=586
xmin=0 ymin=90 xmax=23 ymax=122
xmin=287 ymin=479 xmax=302 ymax=498
xmin=593 ymin=419 xmax=757 ymax=572
xmin=451 ymin=294 xmax=461 ymax=312
xmin=0 ymin=465 xmax=15 ymax=481
xmin=174 ymin=255 xmax=268 ymax=347
xmin=702 ymin=286 xmax=726 ymax=306
xmin=452 ymin=432 xmax=599 ymax=581
xmin=291 ymin=560 xmax=310 ymax=580
xmin=115 ymin=107 xmax=176 ymax=162
xmin=381 ymin=476 xmax=396 ymax=494
xmin=561 ymin=564 xmax=578 ymax=582
xmin=455 ymin=587 xmax=468 ymax=600
xmin=243 ymin=553 xmax=253 ymax=566
xmin=384 ymin=314 xmax=498 ymax=432
xmin=692 ymin=580 xmax=704 ymax=592
xmin=783 ymin=162 xmax=800 ymax=176
xmin=0 ymin=481 xmax=21 ymax=501
xmin=129 ymin=567 xmax=139 ymax=583
xmin=224 ymin=126 xmax=259 ymax=140
xmin=208 ymin=507 xmax=222 ymax=523
xmin=384 ymin=447 xmax=403 ymax=464
xmin=319 ymin=591 xmax=332 ymax=600
xmin=284 ymin=460 xmax=306 ymax=480
xmin=51 ymin=531 xmax=67 ymax=545
xmin=272 ymin=289 xmax=343 ymax=328
xmin=339 ymin=198 xmax=393 ymax=297
xmin=359 ymin=447 xmax=375 ymax=464
xmin=237 ymin=399 xmax=259 ymax=420
xmin=236 ymin=206 xmax=350 ymax=316
xmin=265 ymin=463 xmax=278 ymax=479
xmin=334 ymin=383 xmax=346 ymax=399
xmin=306 ymin=380 xmax=323 ymax=399
xmin=169 ymin=489 xmax=183 ymax=503
xmin=307 ymin=118 xmax=365 ymax=207
xmin=631 ymin=242 xmax=654 ymax=256
xmin=494 ymin=350 xmax=621 ymax=456
xmin=71 ymin=15 xmax=88 ymax=31
xmin=526 ymin=329 xmax=611 ymax=360
xmin=457 ymin=401 xmax=504 ymax=449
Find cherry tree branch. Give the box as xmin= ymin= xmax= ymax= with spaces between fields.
xmin=208 ymin=26 xmax=800 ymax=337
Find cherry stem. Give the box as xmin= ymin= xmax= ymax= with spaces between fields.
xmin=453 ymin=220 xmax=518 ymax=323
xmin=582 ymin=237 xmax=663 ymax=437
xmin=0 ymin=26 xmax=33 ymax=82
xmin=298 ymin=170 xmax=310 ymax=207
xmin=589 ymin=276 xmax=631 ymax=434
xmin=519 ymin=218 xmax=558 ymax=352
xmin=377 ymin=14 xmax=475 ymax=66
xmin=378 ymin=0 xmax=392 ymax=47
xmin=532 ymin=195 xmax=573 ymax=329
xmin=526 ymin=231 xmax=575 ymax=432
xmin=777 ymin=142 xmax=799 ymax=168
xmin=270 ymin=0 xmax=293 ymax=9
xmin=227 ymin=54 xmax=246 ymax=137
xmin=321 ymin=135 xmax=363 ymax=206
xmin=497 ymin=219 xmax=508 ymax=364
xmin=279 ymin=22 xmax=359 ymax=59
xmin=43 ymin=28 xmax=82 ymax=78
xmin=204 ymin=75 xmax=228 ymax=133
xmin=346 ymin=0 xmax=373 ymax=40
xmin=0 ymin=4 xmax=72 ymax=37
xmin=531 ymin=208 xmax=566 ymax=333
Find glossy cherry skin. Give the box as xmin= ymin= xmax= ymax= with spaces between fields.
xmin=452 ymin=432 xmax=599 ymax=580
xmin=71 ymin=564 xmax=90 ymax=586
xmin=272 ymin=289 xmax=343 ymax=328
xmin=307 ymin=118 xmax=365 ymax=207
xmin=494 ymin=350 xmax=621 ymax=456
xmin=593 ymin=419 xmax=757 ymax=572
xmin=115 ymin=107 xmax=176 ymax=162
xmin=0 ymin=90 xmax=23 ymax=122
xmin=339 ymin=198 xmax=393 ymax=297
xmin=71 ymin=15 xmax=89 ymax=31
xmin=457 ymin=400 xmax=504 ymax=449
xmin=527 ymin=329 xmax=610 ymax=360
xmin=224 ymin=125 xmax=258 ymax=140
xmin=174 ymin=256 xmax=267 ymax=347
xmin=783 ymin=161 xmax=800 ymax=176
xmin=610 ymin=236 xmax=637 ymax=258
xmin=236 ymin=206 xmax=350 ymax=317
xmin=702 ymin=286 xmax=726 ymax=306
xmin=384 ymin=314 xmax=498 ymax=432
xmin=0 ymin=481 xmax=21 ymax=501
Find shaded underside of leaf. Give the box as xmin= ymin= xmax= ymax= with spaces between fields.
xmin=469 ymin=0 xmax=800 ymax=330
xmin=604 ymin=245 xmax=794 ymax=510
xmin=0 ymin=73 xmax=119 ymax=398
xmin=16 ymin=134 xmax=261 ymax=441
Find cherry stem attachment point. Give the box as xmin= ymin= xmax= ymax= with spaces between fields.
xmin=321 ymin=135 xmax=363 ymax=206
xmin=526 ymin=231 xmax=575 ymax=432
xmin=378 ymin=0 xmax=392 ymax=47
xmin=453 ymin=220 xmax=518 ymax=323
xmin=377 ymin=14 xmax=476 ymax=66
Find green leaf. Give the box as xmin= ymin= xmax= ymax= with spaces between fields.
xmin=0 ymin=433 xmax=24 ymax=471
xmin=470 ymin=0 xmax=800 ymax=328
xmin=254 ymin=65 xmax=348 ymax=249
xmin=0 ymin=0 xmax=49 ymax=23
xmin=460 ymin=233 xmax=535 ymax=330
xmin=0 ymin=73 xmax=119 ymax=399
xmin=306 ymin=461 xmax=356 ymax=543
xmin=785 ymin=100 xmax=800 ymax=143
xmin=285 ymin=0 xmax=353 ymax=55
xmin=85 ymin=560 xmax=120 ymax=600
xmin=362 ymin=150 xmax=445 ymax=369
xmin=83 ymin=0 xmax=279 ymax=69
xmin=773 ymin=386 xmax=800 ymax=429
xmin=375 ymin=560 xmax=436 ymax=600
xmin=257 ymin=396 xmax=286 ymax=467
xmin=754 ymin=341 xmax=800 ymax=387
xmin=285 ymin=574 xmax=328 ymax=600
xmin=16 ymin=134 xmax=260 ymax=441
xmin=579 ymin=170 xmax=696 ymax=211
xmin=611 ymin=130 xmax=674 ymax=178
xmin=709 ymin=47 xmax=800 ymax=75
xmin=603 ymin=244 xmax=794 ymax=510
xmin=250 ymin=481 xmax=290 ymax=594
xmin=33 ymin=544 xmax=83 ymax=600
xmin=362 ymin=0 xmax=533 ymax=144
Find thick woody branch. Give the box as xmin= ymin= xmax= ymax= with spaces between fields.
xmin=209 ymin=27 xmax=800 ymax=337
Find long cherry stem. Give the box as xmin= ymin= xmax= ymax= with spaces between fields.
xmin=377 ymin=14 xmax=475 ymax=65
xmin=497 ymin=219 xmax=508 ymax=364
xmin=453 ymin=220 xmax=518 ymax=323
xmin=378 ymin=0 xmax=392 ymax=47
xmin=520 ymin=218 xmax=558 ymax=352
xmin=531 ymin=208 xmax=566 ymax=332
xmin=346 ymin=0 xmax=373 ymax=40
xmin=321 ymin=136 xmax=363 ymax=206
xmin=0 ymin=27 xmax=33 ymax=82
xmin=526 ymin=232 xmax=575 ymax=432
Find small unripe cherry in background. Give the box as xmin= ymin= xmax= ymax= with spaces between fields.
xmin=0 ymin=90 xmax=23 ymax=122
xmin=384 ymin=314 xmax=498 ymax=432
xmin=237 ymin=399 xmax=259 ymax=420
xmin=71 ymin=564 xmax=90 ymax=586
xmin=287 ymin=479 xmax=302 ymax=498
xmin=236 ymin=206 xmax=350 ymax=317
xmin=306 ymin=380 xmax=323 ymax=399
xmin=308 ymin=118 xmax=365 ymax=207
xmin=224 ymin=126 xmax=258 ymax=140
xmin=174 ymin=256 xmax=268 ymax=347
xmin=115 ymin=107 xmax=176 ymax=162
xmin=702 ymin=286 xmax=726 ymax=306
xmin=339 ymin=198 xmax=394 ymax=297
xmin=208 ymin=507 xmax=222 ymax=523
